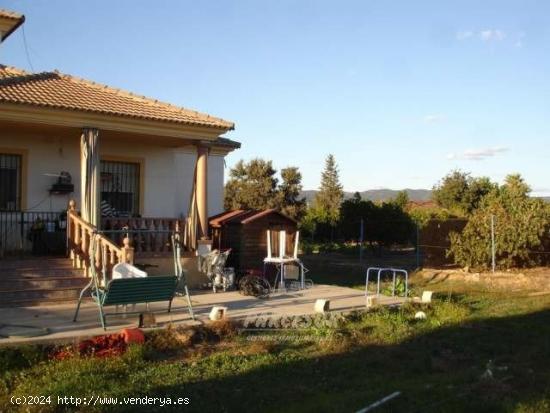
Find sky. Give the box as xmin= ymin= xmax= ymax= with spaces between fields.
xmin=1 ymin=0 xmax=549 ymax=196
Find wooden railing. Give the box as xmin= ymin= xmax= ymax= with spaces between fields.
xmin=102 ymin=217 xmax=188 ymax=256
xmin=67 ymin=200 xmax=134 ymax=280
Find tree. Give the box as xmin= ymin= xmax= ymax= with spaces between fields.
xmin=467 ymin=176 xmax=497 ymax=212
xmin=432 ymin=170 xmax=496 ymax=215
xmin=503 ymin=173 xmax=531 ymax=198
xmin=224 ymin=159 xmax=307 ymax=220
xmin=312 ymin=154 xmax=344 ymax=227
xmin=448 ymin=174 xmax=550 ymax=269
xmin=339 ymin=192 xmax=416 ymax=249
xmin=278 ymin=167 xmax=307 ymax=221
xmin=393 ymin=190 xmax=409 ymax=209
xmin=224 ymin=159 xmax=279 ymax=210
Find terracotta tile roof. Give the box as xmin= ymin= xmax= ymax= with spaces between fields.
xmin=0 ymin=9 xmax=25 ymax=41
xmin=0 ymin=65 xmax=234 ymax=130
xmin=0 ymin=9 xmax=23 ymax=20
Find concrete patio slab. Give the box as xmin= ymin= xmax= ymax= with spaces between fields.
xmin=0 ymin=285 xmax=407 ymax=345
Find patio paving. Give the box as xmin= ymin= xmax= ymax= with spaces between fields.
xmin=0 ymin=284 xmax=407 ymax=345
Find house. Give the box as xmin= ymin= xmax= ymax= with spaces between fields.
xmin=0 ymin=9 xmax=239 ymax=302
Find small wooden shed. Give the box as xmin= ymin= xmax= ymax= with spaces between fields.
xmin=209 ymin=209 xmax=298 ymax=273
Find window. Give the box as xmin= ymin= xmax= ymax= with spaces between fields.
xmin=100 ymin=160 xmax=141 ymax=217
xmin=0 ymin=153 xmax=22 ymax=211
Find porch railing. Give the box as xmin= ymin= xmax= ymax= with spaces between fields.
xmin=0 ymin=210 xmax=66 ymax=256
xmin=67 ymin=200 xmax=134 ymax=280
xmin=102 ymin=217 xmax=188 ymax=256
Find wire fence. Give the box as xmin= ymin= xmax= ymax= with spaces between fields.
xmin=305 ymin=216 xmax=550 ymax=271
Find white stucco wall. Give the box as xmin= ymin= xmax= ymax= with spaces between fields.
xmin=0 ymin=131 xmax=227 ymax=218
xmin=0 ymin=132 xmax=80 ymax=212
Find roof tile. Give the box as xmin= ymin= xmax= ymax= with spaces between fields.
xmin=0 ymin=65 xmax=234 ymax=130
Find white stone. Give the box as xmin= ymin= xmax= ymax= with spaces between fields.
xmin=314 ymin=299 xmax=330 ymax=313
xmin=421 ymin=291 xmax=433 ymax=303
xmin=209 ymin=306 xmax=228 ymax=321
xmin=366 ymin=296 xmax=379 ymax=308
xmin=415 ymin=311 xmax=427 ymax=320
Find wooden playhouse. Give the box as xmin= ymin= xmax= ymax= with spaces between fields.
xmin=209 ymin=209 xmax=298 ymax=274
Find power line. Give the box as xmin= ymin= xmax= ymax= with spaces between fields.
xmin=21 ymin=24 xmax=34 ymax=72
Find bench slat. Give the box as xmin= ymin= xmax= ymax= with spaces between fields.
xmin=102 ymin=275 xmax=178 ymax=306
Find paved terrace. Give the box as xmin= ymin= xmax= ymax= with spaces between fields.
xmin=0 ymin=285 xmax=407 ymax=345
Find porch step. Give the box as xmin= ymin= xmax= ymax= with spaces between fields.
xmin=0 ymin=269 xmax=84 ymax=278
xmin=1 ymin=295 xmax=90 ymax=308
xmin=0 ymin=276 xmax=89 ymax=290
xmin=0 ymin=286 xmax=86 ymax=308
xmin=0 ymin=257 xmax=74 ymax=270
xmin=0 ymin=257 xmax=88 ymax=307
xmin=0 ymin=258 xmax=82 ymax=277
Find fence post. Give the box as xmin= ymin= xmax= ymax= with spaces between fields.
xmin=359 ymin=218 xmax=364 ymax=263
xmin=19 ymin=210 xmax=24 ymax=250
xmin=491 ymin=214 xmax=496 ymax=273
xmin=416 ymin=223 xmax=420 ymax=270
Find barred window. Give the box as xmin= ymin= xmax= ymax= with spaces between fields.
xmin=0 ymin=153 xmax=22 ymax=211
xmin=100 ymin=160 xmax=141 ymax=217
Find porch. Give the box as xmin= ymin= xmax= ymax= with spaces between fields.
xmin=0 ymin=284 xmax=407 ymax=344
xmin=0 ymin=122 xmax=239 ymax=305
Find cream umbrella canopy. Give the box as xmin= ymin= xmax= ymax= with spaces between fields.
xmin=184 ymin=161 xmax=199 ymax=251
xmin=80 ymin=128 xmax=101 ymax=228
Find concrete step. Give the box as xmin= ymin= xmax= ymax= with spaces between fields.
xmin=0 ymin=257 xmax=88 ymax=307
xmin=0 ymin=268 xmax=84 ymax=278
xmin=0 ymin=276 xmax=89 ymax=290
xmin=1 ymin=295 xmax=90 ymax=308
xmin=0 ymin=286 xmax=86 ymax=308
xmin=0 ymin=258 xmax=74 ymax=270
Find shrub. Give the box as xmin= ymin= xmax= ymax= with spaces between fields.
xmin=448 ymin=175 xmax=550 ymax=269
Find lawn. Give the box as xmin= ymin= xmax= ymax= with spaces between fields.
xmin=1 ymin=268 xmax=550 ymax=412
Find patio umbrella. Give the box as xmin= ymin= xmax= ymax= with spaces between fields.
xmin=80 ymin=128 xmax=100 ymax=228
xmin=184 ymin=160 xmax=199 ymax=251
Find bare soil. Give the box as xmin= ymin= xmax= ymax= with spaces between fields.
xmin=418 ymin=267 xmax=550 ymax=292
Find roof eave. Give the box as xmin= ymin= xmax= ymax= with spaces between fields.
xmin=1 ymin=14 xmax=24 ymax=42
xmin=0 ymin=102 xmax=232 ymax=140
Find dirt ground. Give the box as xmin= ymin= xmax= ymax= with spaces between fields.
xmin=418 ymin=267 xmax=550 ymax=293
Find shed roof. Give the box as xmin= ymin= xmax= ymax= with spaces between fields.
xmin=209 ymin=209 xmax=297 ymax=227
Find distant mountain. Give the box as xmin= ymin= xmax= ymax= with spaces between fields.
xmin=301 ymin=189 xmax=432 ymax=203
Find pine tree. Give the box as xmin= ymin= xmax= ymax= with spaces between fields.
xmin=278 ymin=167 xmax=307 ymax=220
xmin=313 ymin=154 xmax=344 ymax=227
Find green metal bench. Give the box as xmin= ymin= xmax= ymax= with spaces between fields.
xmin=73 ymin=234 xmax=194 ymax=330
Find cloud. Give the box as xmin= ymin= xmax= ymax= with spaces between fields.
xmin=447 ymin=146 xmax=509 ymax=161
xmin=456 ymin=29 xmax=513 ymax=43
xmin=423 ymin=114 xmax=446 ymax=124
xmin=456 ymin=30 xmax=473 ymax=40
xmin=514 ymin=31 xmax=526 ymax=48
xmin=480 ymin=29 xmax=506 ymax=42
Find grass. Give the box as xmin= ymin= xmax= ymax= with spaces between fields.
xmin=1 ymin=272 xmax=550 ymax=412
